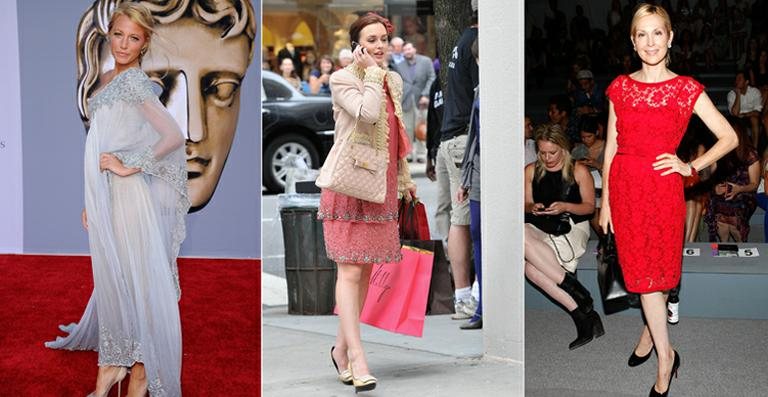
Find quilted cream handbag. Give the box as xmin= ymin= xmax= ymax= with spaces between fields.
xmin=316 ymin=120 xmax=388 ymax=203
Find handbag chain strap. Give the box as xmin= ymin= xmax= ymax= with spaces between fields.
xmin=544 ymin=169 xmax=577 ymax=263
xmin=548 ymin=233 xmax=576 ymax=263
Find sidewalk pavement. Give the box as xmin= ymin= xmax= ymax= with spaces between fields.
xmin=408 ymin=161 xmax=426 ymax=178
xmin=263 ymin=277 xmax=523 ymax=396
xmin=262 ymin=160 xmax=525 ymax=396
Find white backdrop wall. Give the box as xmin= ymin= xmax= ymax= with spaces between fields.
xmin=16 ymin=0 xmax=260 ymax=258
xmin=0 ymin=0 xmax=23 ymax=254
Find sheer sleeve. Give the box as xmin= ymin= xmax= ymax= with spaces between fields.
xmin=111 ymin=69 xmax=184 ymax=173
xmin=139 ymin=96 xmax=185 ymax=161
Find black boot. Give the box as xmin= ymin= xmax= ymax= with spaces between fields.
xmin=567 ymin=306 xmax=605 ymax=350
xmin=558 ymin=272 xmax=593 ymax=312
xmin=558 ymin=272 xmax=604 ymax=349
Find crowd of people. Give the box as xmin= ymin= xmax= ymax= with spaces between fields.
xmin=265 ymin=35 xmax=437 ymax=162
xmin=528 ymin=0 xmax=768 ymax=88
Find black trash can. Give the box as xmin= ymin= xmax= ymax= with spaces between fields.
xmin=280 ymin=206 xmax=337 ymax=315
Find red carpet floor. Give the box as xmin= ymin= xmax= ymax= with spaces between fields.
xmin=0 ymin=255 xmax=260 ymax=396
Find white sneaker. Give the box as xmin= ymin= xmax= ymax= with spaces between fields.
xmin=667 ymin=302 xmax=679 ymax=324
xmin=466 ymin=296 xmax=479 ymax=316
xmin=451 ymin=299 xmax=475 ymax=320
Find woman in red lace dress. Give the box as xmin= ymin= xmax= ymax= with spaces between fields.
xmin=600 ymin=4 xmax=737 ymax=397
xmin=317 ymin=13 xmax=416 ymax=393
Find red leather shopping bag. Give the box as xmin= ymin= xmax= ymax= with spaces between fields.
xmin=398 ymin=199 xmax=431 ymax=241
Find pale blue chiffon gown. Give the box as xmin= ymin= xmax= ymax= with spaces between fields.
xmin=45 ymin=67 xmax=189 ymax=397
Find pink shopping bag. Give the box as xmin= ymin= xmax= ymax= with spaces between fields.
xmin=359 ymin=245 xmax=434 ymax=337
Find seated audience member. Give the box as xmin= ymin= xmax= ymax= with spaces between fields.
xmin=565 ymin=56 xmax=590 ymax=96
xmin=524 ymin=123 xmax=601 ymax=350
xmin=525 ymin=115 xmax=537 ymax=166
xmin=749 ymin=48 xmax=768 ymax=102
xmin=548 ymin=94 xmax=579 ymax=144
xmin=756 ymin=153 xmax=768 ymax=242
xmin=705 ymin=118 xmax=761 ymax=242
xmin=571 ymin=69 xmax=605 ymax=116
xmin=572 ymin=115 xmax=606 ymax=235
xmin=728 ymin=70 xmax=764 ymax=148
xmin=677 ymin=125 xmax=712 ymax=243
xmin=572 ymin=115 xmax=605 ymax=172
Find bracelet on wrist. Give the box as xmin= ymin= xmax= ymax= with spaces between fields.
xmin=688 ymin=162 xmax=698 ymax=177
xmin=683 ymin=162 xmax=700 ymax=188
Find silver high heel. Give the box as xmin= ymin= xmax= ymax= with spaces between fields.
xmin=87 ymin=366 xmax=128 ymax=397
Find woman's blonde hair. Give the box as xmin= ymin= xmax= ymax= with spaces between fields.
xmin=630 ymin=3 xmax=673 ymax=66
xmin=108 ymin=2 xmax=155 ymax=54
xmin=534 ymin=123 xmax=573 ymax=184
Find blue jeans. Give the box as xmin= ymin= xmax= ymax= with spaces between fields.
xmin=470 ymin=200 xmax=482 ymax=317
xmin=757 ymin=193 xmax=768 ymax=243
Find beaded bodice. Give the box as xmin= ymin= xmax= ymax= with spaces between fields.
xmin=88 ymin=67 xmax=154 ymax=114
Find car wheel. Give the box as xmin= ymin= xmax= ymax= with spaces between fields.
xmin=263 ymin=133 xmax=320 ymax=193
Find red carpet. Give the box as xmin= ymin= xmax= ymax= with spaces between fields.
xmin=0 ymin=255 xmax=260 ymax=396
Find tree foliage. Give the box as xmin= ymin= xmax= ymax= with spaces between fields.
xmin=434 ymin=0 xmax=474 ymax=91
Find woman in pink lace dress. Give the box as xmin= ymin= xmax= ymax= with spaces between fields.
xmin=317 ymin=13 xmax=416 ymax=393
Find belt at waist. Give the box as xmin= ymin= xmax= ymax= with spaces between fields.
xmin=615 ymin=150 xmax=661 ymax=158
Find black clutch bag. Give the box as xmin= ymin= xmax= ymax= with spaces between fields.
xmin=525 ymin=213 xmax=572 ymax=236
xmin=526 ymin=179 xmax=574 ymax=236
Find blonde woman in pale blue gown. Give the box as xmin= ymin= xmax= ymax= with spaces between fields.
xmin=45 ymin=4 xmax=188 ymax=396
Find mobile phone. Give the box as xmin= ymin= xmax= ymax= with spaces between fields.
xmin=351 ymin=41 xmax=360 ymax=52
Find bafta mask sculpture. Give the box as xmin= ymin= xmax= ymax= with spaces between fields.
xmin=77 ymin=0 xmax=256 ymax=211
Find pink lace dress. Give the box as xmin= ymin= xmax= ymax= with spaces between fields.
xmin=318 ymin=82 xmax=403 ymax=264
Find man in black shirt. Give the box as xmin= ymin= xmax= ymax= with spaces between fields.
xmin=426 ymin=73 xmax=448 ymax=240
xmin=434 ymin=14 xmax=479 ymax=322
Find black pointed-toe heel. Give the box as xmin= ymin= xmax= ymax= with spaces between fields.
xmin=649 ymin=350 xmax=680 ymax=397
xmin=330 ymin=346 xmax=353 ymax=385
xmin=628 ymin=346 xmax=654 ymax=367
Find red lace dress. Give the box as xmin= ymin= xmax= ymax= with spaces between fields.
xmin=606 ymin=75 xmax=704 ymax=293
xmin=318 ymin=82 xmax=403 ymax=264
